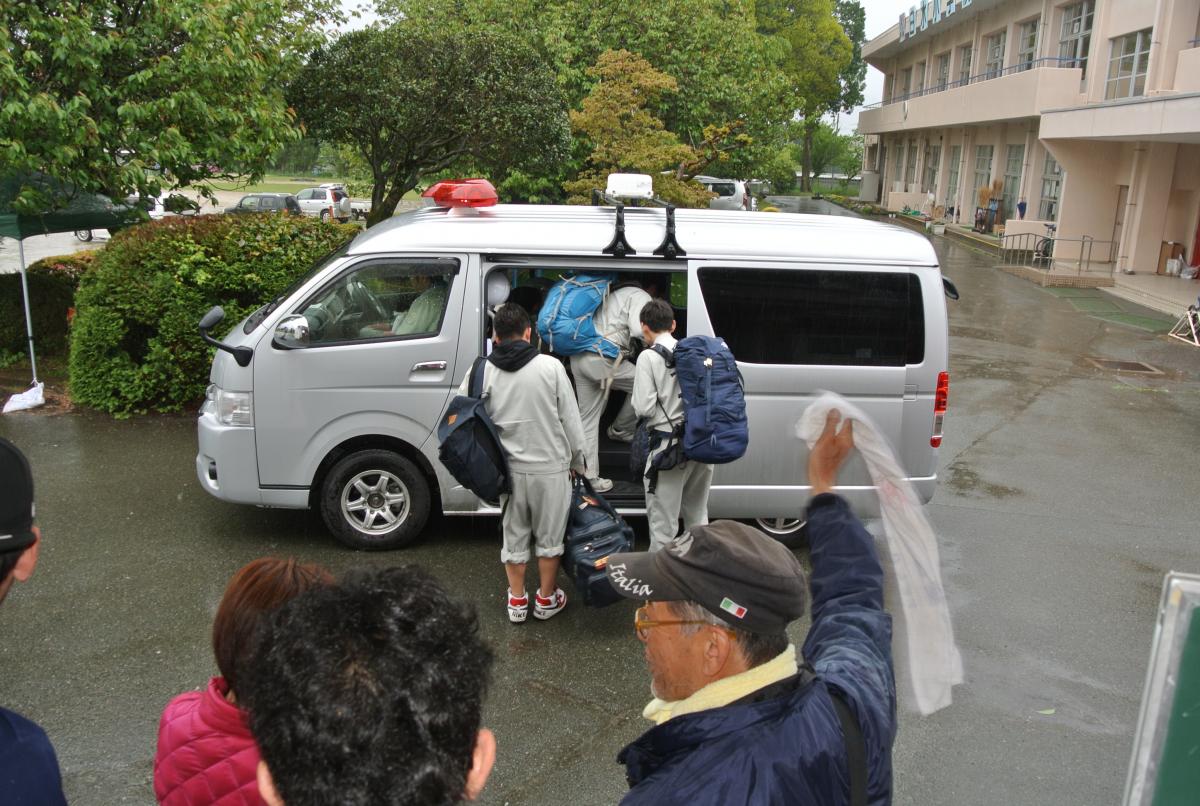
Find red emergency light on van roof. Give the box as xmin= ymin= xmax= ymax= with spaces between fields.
xmin=422 ymin=178 xmax=498 ymax=208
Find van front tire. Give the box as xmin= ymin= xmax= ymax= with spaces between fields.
xmin=320 ymin=450 xmax=429 ymax=550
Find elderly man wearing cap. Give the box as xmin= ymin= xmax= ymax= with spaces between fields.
xmin=605 ymin=411 xmax=895 ymax=805
xmin=0 ymin=437 xmax=68 ymax=805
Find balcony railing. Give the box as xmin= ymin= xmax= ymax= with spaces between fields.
xmin=863 ymin=57 xmax=1083 ymax=110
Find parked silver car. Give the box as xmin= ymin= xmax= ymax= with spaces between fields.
xmin=295 ymin=186 xmax=353 ymax=222
xmin=695 ymin=175 xmax=750 ymax=211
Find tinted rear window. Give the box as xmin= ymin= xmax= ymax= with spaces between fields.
xmin=698 ymin=267 xmax=925 ymax=366
xmin=708 ymin=182 xmax=736 ymax=197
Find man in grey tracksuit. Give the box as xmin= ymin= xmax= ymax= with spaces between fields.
xmin=460 ymin=304 xmax=586 ymax=623
xmin=570 ymin=280 xmax=652 ymax=493
xmin=632 ymin=299 xmax=714 ymax=552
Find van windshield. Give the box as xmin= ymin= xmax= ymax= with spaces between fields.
xmin=243 ymin=237 xmax=355 ymax=334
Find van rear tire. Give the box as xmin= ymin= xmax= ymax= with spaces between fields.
xmin=320 ymin=450 xmax=430 ymax=550
xmin=752 ymin=517 xmax=808 ymax=548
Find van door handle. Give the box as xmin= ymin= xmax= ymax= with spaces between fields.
xmin=412 ymin=361 xmax=448 ymax=372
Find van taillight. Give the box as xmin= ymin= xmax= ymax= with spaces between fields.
xmin=931 ymin=371 xmax=948 ymax=448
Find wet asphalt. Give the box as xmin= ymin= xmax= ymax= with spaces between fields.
xmin=2 ymin=198 xmax=1199 ymax=805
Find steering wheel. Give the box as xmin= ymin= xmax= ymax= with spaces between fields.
xmin=345 ymin=280 xmax=389 ymax=322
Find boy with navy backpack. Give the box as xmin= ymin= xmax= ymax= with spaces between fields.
xmin=458 ymin=304 xmax=586 ymax=623
xmin=631 ymin=299 xmax=715 ymax=551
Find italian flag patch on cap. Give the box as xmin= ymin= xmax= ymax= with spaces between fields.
xmin=720 ymin=597 xmax=747 ymax=619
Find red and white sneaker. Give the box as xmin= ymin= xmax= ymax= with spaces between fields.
xmin=507 ymin=589 xmax=529 ymax=624
xmin=533 ymin=587 xmax=567 ymax=620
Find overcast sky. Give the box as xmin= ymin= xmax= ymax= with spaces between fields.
xmin=337 ymin=0 xmax=914 ymax=132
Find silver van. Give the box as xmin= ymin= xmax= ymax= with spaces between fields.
xmin=196 ymin=182 xmax=951 ymax=549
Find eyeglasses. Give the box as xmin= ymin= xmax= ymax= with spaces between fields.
xmin=634 ymin=604 xmax=718 ymax=641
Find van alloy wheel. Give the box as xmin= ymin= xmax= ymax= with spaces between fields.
xmin=341 ymin=469 xmax=409 ymax=534
xmin=320 ymin=449 xmax=430 ymax=550
xmin=753 ymin=517 xmax=808 ymax=548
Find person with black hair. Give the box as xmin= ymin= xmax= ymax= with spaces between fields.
xmin=632 ymin=299 xmax=714 ymax=552
xmin=460 ymin=302 xmax=586 ymax=622
xmin=242 ymin=565 xmax=496 ymax=806
xmin=0 ymin=437 xmax=67 ymax=805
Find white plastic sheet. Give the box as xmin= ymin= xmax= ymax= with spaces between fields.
xmin=3 ymin=382 xmax=45 ymax=413
xmin=797 ymin=391 xmax=963 ymax=715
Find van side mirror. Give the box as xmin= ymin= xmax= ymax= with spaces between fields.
xmin=198 ymin=306 xmax=253 ymax=367
xmin=942 ymin=277 xmax=960 ymax=300
xmin=273 ymin=315 xmax=311 ymax=349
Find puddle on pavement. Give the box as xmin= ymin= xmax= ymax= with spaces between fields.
xmin=944 ymin=462 xmax=1023 ymax=499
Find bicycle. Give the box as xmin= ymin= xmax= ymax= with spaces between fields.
xmin=1033 ymin=223 xmax=1056 ymax=265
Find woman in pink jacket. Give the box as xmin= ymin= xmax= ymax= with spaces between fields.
xmin=154 ymin=558 xmax=333 ymax=805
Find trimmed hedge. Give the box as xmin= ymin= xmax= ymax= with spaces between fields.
xmin=0 ymin=251 xmax=96 ymax=362
xmin=69 ymin=215 xmax=357 ymax=415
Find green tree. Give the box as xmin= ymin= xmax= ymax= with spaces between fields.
xmin=564 ymin=50 xmax=729 ymax=208
xmin=0 ymin=0 xmax=341 ymax=213
xmin=383 ymin=0 xmax=793 ymax=178
xmin=758 ymin=0 xmax=853 ymax=191
xmin=288 ymin=23 xmax=571 ymax=225
xmin=835 ymin=132 xmax=865 ymax=181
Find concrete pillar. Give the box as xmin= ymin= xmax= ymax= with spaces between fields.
xmin=1043 ymin=138 xmax=1124 ymax=263
xmin=957 ymin=127 xmax=974 ymax=221
xmin=934 ymin=131 xmax=950 ymax=209
xmin=1018 ymin=124 xmax=1037 ymax=217
xmin=1124 ymin=141 xmax=1180 ymax=272
xmin=1039 ymin=0 xmax=1055 ymax=60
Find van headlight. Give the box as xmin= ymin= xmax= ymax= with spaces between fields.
xmin=203 ymin=384 xmax=253 ymax=427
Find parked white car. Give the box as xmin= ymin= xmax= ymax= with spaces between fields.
xmin=295 ymin=186 xmax=353 ymax=223
xmin=695 ymin=176 xmax=750 ymax=211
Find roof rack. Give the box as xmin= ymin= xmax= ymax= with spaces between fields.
xmin=591 ymin=189 xmax=687 ymax=260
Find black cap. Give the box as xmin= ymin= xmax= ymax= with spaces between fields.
xmin=0 ymin=438 xmax=37 ymax=553
xmin=605 ymin=520 xmax=806 ymax=635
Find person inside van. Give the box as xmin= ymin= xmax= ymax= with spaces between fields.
xmin=572 ymin=275 xmax=653 ymax=492
xmin=154 ymin=558 xmax=333 ymax=805
xmin=461 ymin=303 xmax=586 ymax=622
xmin=632 ymin=299 xmax=713 ymax=551
xmin=392 ymin=275 xmax=450 ymax=336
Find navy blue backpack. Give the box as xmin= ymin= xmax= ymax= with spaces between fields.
xmin=437 ymin=357 xmax=510 ymax=501
xmin=664 ymin=336 xmax=749 ymax=464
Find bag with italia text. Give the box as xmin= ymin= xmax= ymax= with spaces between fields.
xmin=562 ymin=476 xmax=634 ymax=607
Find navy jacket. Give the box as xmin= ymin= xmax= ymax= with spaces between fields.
xmin=618 ymin=494 xmax=896 ymax=805
xmin=0 ymin=706 xmax=68 ymax=805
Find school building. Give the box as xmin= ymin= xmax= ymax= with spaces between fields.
xmin=858 ymin=0 xmax=1200 ymax=277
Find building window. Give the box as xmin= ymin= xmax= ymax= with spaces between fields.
xmin=1059 ymin=1 xmax=1094 ymax=76
xmin=1017 ymin=19 xmax=1039 ymax=70
xmin=914 ymin=61 xmax=926 ymax=94
xmin=1001 ymin=144 xmax=1025 ymax=220
xmin=985 ymin=31 xmax=1007 ymax=79
xmin=973 ymin=145 xmax=994 ymax=207
xmin=946 ymin=145 xmax=962 ymax=210
xmin=924 ymin=144 xmax=941 ymax=194
xmin=892 ymin=142 xmax=904 ymax=183
xmin=1106 ymin=28 xmax=1153 ymax=99
xmin=900 ymin=67 xmax=912 ymax=99
xmin=936 ymin=52 xmax=951 ymax=90
xmin=1039 ymin=154 xmax=1062 ymax=221
xmin=905 ymin=141 xmax=918 ymax=188
xmin=958 ymin=44 xmax=973 ymax=84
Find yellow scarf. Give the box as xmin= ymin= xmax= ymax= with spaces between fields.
xmin=643 ymin=644 xmax=799 ymax=725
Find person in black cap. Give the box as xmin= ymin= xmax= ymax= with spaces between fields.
xmin=606 ymin=411 xmax=895 ymax=805
xmin=0 ymin=437 xmax=68 ymax=805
